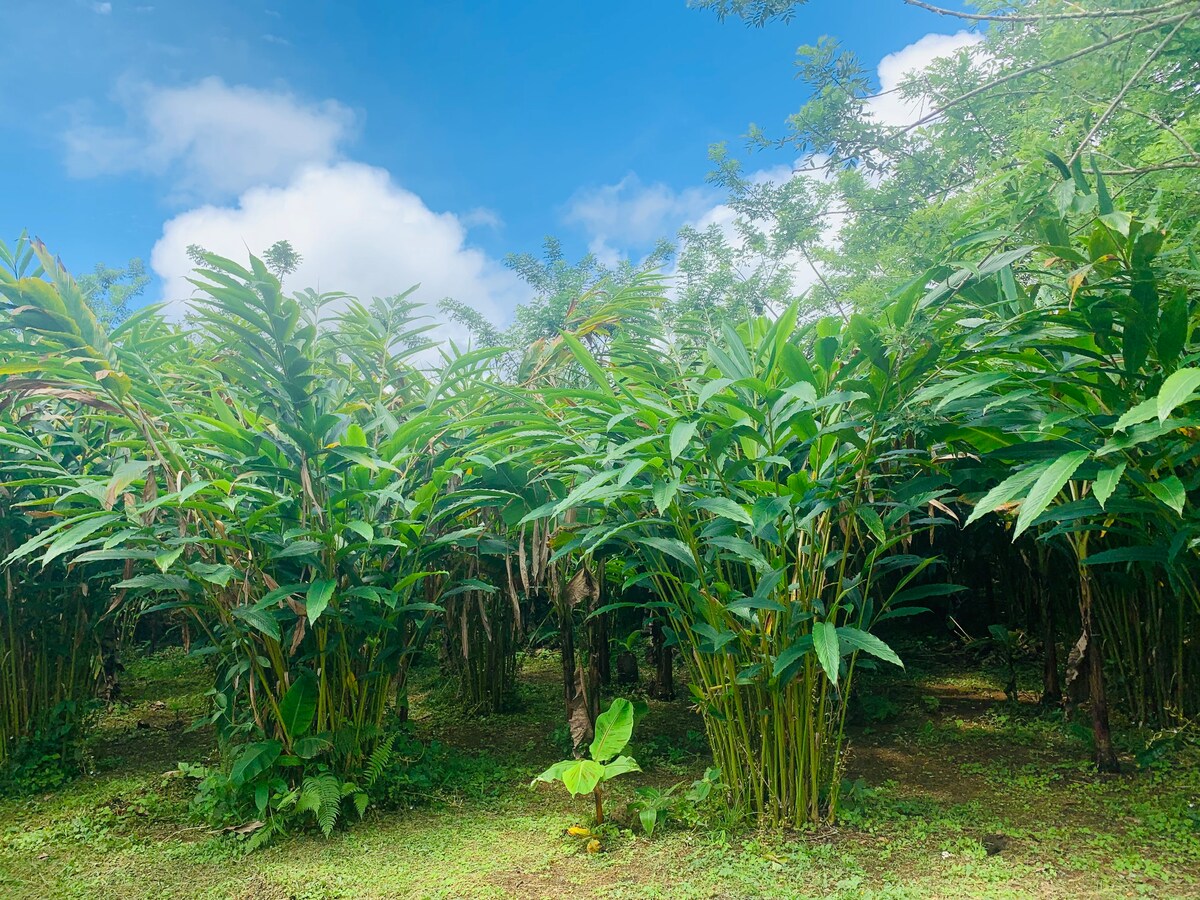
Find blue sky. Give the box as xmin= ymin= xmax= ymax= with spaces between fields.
xmin=3 ymin=0 xmax=977 ymax=331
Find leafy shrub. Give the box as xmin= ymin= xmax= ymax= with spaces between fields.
xmin=532 ymin=698 xmax=641 ymax=824
xmin=629 ymin=766 xmax=726 ymax=837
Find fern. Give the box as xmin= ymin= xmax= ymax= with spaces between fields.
xmin=313 ymin=772 xmax=343 ymax=836
xmin=364 ymin=732 xmax=396 ymax=789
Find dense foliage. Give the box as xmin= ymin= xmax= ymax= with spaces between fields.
xmin=1 ymin=0 xmax=1198 ymax=843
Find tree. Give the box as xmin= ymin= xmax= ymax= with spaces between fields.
xmin=77 ymin=258 xmax=149 ymax=327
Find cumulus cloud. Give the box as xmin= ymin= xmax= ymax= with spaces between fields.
xmin=864 ymin=31 xmax=983 ymax=127
xmin=64 ymin=77 xmax=355 ymax=198
xmin=564 ymin=174 xmax=721 ymax=261
xmin=560 ymin=31 xmax=983 ymax=295
xmin=150 ymin=162 xmax=528 ymax=344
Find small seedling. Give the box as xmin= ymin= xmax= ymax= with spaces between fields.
xmin=532 ymin=698 xmax=641 ymax=824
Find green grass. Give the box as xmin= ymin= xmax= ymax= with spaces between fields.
xmin=0 ymin=647 xmax=1197 ymax=899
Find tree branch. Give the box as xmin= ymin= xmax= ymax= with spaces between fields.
xmin=901 ymin=11 xmax=1195 ymax=134
xmin=1066 ymin=5 xmax=1199 ymax=165
xmin=902 ymin=0 xmax=1197 ymax=24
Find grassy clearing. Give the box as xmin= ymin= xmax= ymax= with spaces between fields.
xmin=0 ymin=649 xmax=1196 ymax=900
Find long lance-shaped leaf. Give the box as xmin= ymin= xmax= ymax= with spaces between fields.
xmin=1013 ymin=450 xmax=1090 ymax=538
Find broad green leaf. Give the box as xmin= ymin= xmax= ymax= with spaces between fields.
xmin=190 ymin=562 xmax=236 ymax=587
xmin=965 ymin=463 xmax=1047 ymax=527
xmin=856 ymin=507 xmax=886 ymax=544
xmin=560 ymin=758 xmax=605 ymax=796
xmin=154 ymin=546 xmax=184 ymax=573
xmin=601 ymin=755 xmax=641 ymax=781
xmin=836 ymin=627 xmax=903 ymax=669
xmin=1092 ymin=462 xmax=1125 ymax=509
xmin=560 ymin=332 xmax=613 ymax=397
xmin=669 ymin=420 xmax=698 ymax=460
xmin=590 ymin=698 xmax=634 ymax=762
xmin=278 ymin=671 xmax=318 ymax=741
xmin=1013 ymin=451 xmax=1089 ymax=538
xmin=102 ymin=459 xmax=151 ymax=510
xmin=306 ymin=578 xmax=336 ymax=625
xmin=771 ymin=635 xmax=814 ymax=683
xmin=652 ymin=476 xmax=680 ymax=514
xmin=639 ymin=807 xmax=658 ymax=836
xmin=344 ymin=520 xmax=374 ymax=542
xmin=812 ymin=621 xmax=840 ymax=685
xmin=232 ymin=605 xmax=280 ymax=641
xmin=531 ymin=760 xmax=575 ymax=786
xmin=1147 ymin=475 xmax=1185 ymax=516
xmin=37 ymin=513 xmax=121 ymax=566
xmin=1156 ymin=368 xmax=1200 ymax=423
xmin=230 ymin=740 xmax=282 ymax=785
xmin=1113 ymin=397 xmax=1157 ymax=432
xmin=693 ymin=496 xmax=753 ymax=526
xmin=640 ymin=536 xmax=696 ymax=572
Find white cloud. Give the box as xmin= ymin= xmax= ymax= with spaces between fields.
xmin=64 ymin=77 xmax=355 ymax=198
xmin=90 ymin=1 xmax=112 ymax=13
xmin=864 ymin=31 xmax=983 ymax=127
xmin=150 ymin=162 xmax=528 ymax=345
xmin=564 ymin=173 xmax=720 ymax=260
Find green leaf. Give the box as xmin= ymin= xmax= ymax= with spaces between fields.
xmin=560 ymin=332 xmax=614 ymax=397
xmin=1157 ymin=287 xmax=1188 ymax=366
xmin=1147 ymin=475 xmax=1185 ymax=516
xmin=560 ymin=759 xmax=605 ymax=797
xmin=114 ymin=574 xmax=192 ymax=592
xmin=1013 ymin=451 xmax=1090 ymax=539
xmin=601 ymin=755 xmax=641 ymax=781
xmin=590 ymin=698 xmax=635 ymax=763
xmin=640 ymin=536 xmax=696 ymax=572
xmin=856 ymin=507 xmax=886 ymax=544
xmin=812 ymin=621 xmax=840 ymax=685
xmin=669 ymin=420 xmax=698 ymax=460
xmin=1092 ymin=462 xmax=1126 ymax=510
xmin=344 ymin=520 xmax=374 ymax=542
xmin=836 ymin=627 xmax=903 ymax=669
xmin=639 ymin=807 xmax=658 ymax=837
xmin=965 ymin=463 xmax=1047 ymax=527
xmin=771 ymin=635 xmax=814 ymax=684
xmin=232 ymin=606 xmax=281 ymax=642
xmin=230 ymin=740 xmax=282 ymax=785
xmin=1156 ymin=368 xmax=1200 ymax=423
xmin=531 ymin=760 xmax=575 ymax=787
xmin=190 ymin=562 xmax=236 ymax=587
xmin=652 ymin=476 xmax=680 ymax=514
xmin=693 ymin=496 xmax=753 ymax=526
xmin=102 ymin=460 xmax=151 ymax=510
xmin=306 ymin=578 xmax=336 ymax=625
xmin=1113 ymin=397 xmax=1157 ymax=432
xmin=154 ymin=546 xmax=185 ymax=573
xmin=293 ymin=736 xmax=333 ymax=759
xmin=278 ymin=671 xmax=318 ymax=741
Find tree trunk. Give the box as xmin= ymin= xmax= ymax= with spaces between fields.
xmin=650 ymin=619 xmax=674 ymax=700
xmin=1039 ymin=566 xmax=1062 ymax=705
xmin=1079 ymin=569 xmax=1119 ymax=772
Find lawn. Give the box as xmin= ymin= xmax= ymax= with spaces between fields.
xmin=1 ymin=647 xmax=1196 ymax=900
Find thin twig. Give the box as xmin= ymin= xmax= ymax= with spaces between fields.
xmin=902 ymin=11 xmax=1194 ymax=133
xmin=902 ymin=0 xmax=1196 ymax=24
xmin=1066 ymin=5 xmax=1200 ymax=165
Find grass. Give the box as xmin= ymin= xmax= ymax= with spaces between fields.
xmin=0 ymin=645 xmax=1197 ymax=899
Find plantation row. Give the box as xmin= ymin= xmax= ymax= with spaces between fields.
xmin=1 ymin=156 xmax=1197 ymax=838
